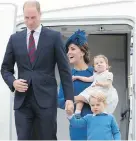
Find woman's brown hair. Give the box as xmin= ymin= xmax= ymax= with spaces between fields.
xmin=80 ymin=43 xmax=91 ymax=64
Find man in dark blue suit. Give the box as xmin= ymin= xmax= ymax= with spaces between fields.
xmin=1 ymin=0 xmax=74 ymax=140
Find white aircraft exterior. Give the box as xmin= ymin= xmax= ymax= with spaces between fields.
xmin=0 ymin=0 xmax=136 ymax=140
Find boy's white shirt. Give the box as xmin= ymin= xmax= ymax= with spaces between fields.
xmin=92 ymin=111 xmax=107 ymax=116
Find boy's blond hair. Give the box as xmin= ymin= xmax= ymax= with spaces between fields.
xmin=89 ymin=91 xmax=107 ymax=105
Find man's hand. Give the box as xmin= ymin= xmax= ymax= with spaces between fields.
xmin=13 ymin=79 xmax=28 ymax=92
xmin=65 ymin=100 xmax=74 ymax=116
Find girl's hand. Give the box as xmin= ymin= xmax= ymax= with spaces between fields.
xmin=95 ymin=81 xmax=103 ymax=87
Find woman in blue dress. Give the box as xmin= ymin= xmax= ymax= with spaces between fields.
xmin=58 ymin=30 xmax=93 ymax=140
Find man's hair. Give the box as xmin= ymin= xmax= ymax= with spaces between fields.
xmin=23 ymin=0 xmax=41 ymax=13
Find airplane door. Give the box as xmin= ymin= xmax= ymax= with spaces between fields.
xmin=88 ymin=34 xmax=129 ymax=140
xmin=0 ymin=3 xmax=17 ymax=140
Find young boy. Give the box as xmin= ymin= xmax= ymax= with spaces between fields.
xmin=67 ymin=91 xmax=121 ymax=140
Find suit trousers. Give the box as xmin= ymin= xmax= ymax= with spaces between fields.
xmin=14 ymin=85 xmax=57 ymax=140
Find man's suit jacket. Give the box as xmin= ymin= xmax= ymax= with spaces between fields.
xmin=1 ymin=27 xmax=74 ymax=109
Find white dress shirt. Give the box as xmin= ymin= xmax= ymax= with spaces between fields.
xmin=27 ymin=25 xmax=42 ymax=49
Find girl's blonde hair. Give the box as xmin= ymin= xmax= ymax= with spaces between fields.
xmin=89 ymin=91 xmax=107 ymax=105
xmin=93 ymin=54 xmax=111 ymax=70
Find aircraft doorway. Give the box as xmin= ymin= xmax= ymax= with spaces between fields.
xmin=87 ymin=34 xmax=130 ymax=140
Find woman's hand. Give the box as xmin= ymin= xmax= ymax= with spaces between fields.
xmin=74 ymin=96 xmax=78 ymax=103
xmin=72 ymin=76 xmax=77 ymax=81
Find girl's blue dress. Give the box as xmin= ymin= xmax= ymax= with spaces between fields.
xmin=58 ymin=66 xmax=93 ymax=140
